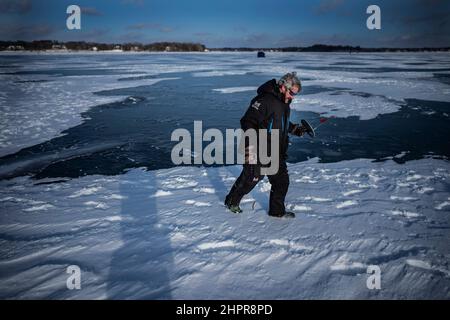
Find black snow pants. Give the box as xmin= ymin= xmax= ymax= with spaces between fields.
xmin=225 ymin=161 xmax=289 ymax=215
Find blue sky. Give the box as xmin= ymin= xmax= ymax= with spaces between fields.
xmin=1 ymin=0 xmax=449 ymax=47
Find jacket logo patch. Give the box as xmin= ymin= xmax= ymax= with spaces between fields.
xmin=251 ymin=101 xmax=261 ymax=110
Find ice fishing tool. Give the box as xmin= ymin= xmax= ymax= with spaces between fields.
xmin=300 ymin=119 xmax=315 ymax=138
xmin=299 ymin=117 xmax=334 ymax=138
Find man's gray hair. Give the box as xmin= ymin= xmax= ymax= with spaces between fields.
xmin=278 ymin=72 xmax=301 ymax=91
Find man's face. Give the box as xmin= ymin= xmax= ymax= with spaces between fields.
xmin=281 ymin=84 xmax=300 ymax=103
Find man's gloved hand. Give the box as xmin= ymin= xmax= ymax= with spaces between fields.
xmin=291 ymin=123 xmax=307 ymax=137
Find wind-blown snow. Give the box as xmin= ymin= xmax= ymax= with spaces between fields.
xmin=292 ymin=91 xmax=399 ymax=120
xmin=151 ymin=190 xmax=173 ymax=197
xmin=336 ymin=200 xmax=358 ymax=209
xmin=192 ymin=70 xmax=248 ymax=77
xmin=213 ymin=87 xmax=258 ymax=94
xmin=1 ymin=157 xmax=449 ymax=299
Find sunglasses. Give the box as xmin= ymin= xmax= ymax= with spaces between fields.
xmin=288 ymin=88 xmax=299 ymax=96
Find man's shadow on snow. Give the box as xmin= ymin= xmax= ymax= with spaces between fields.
xmin=106 ymin=169 xmax=173 ymax=299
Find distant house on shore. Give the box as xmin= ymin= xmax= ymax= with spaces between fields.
xmin=52 ymin=44 xmax=67 ymax=50
xmin=112 ymin=45 xmax=123 ymax=52
xmin=7 ymin=45 xmax=24 ymax=51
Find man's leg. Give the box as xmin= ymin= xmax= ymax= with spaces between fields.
xmin=267 ymin=161 xmax=291 ymax=217
xmin=225 ymin=164 xmax=262 ymax=209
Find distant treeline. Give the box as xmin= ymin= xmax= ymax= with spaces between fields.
xmin=212 ymin=44 xmax=450 ymax=52
xmin=0 ymin=40 xmax=206 ymax=52
xmin=1 ymin=41 xmax=449 ymax=52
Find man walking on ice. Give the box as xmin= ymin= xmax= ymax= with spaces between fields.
xmin=225 ymin=72 xmax=310 ymax=218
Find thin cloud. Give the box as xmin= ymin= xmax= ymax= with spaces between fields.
xmin=0 ymin=23 xmax=54 ymax=39
xmin=417 ymin=0 xmax=446 ymax=5
xmin=127 ymin=23 xmax=175 ymax=33
xmin=243 ymin=33 xmax=271 ymax=45
xmin=194 ymin=32 xmax=213 ymax=37
xmin=403 ymin=11 xmax=450 ymax=24
xmin=121 ymin=0 xmax=144 ymax=6
xmin=74 ymin=28 xmax=111 ymax=42
xmin=0 ymin=0 xmax=31 ymax=14
xmin=81 ymin=7 xmax=102 ymax=16
xmin=116 ymin=31 xmax=145 ymax=42
xmin=127 ymin=23 xmax=155 ymax=30
xmin=159 ymin=26 xmax=175 ymax=33
xmin=218 ymin=33 xmax=274 ymax=47
xmin=233 ymin=26 xmax=248 ymax=33
xmin=314 ymin=0 xmax=345 ymax=15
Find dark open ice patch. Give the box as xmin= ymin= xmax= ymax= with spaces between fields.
xmin=296 ymin=65 xmax=450 ymax=73
xmin=433 ymin=73 xmax=450 ymax=86
xmin=0 ymin=72 xmax=270 ymax=179
xmin=331 ymin=62 xmax=370 ymax=66
xmin=14 ymin=79 xmax=52 ymax=83
xmin=288 ymin=99 xmax=450 ymax=164
xmin=4 ymin=68 xmax=137 ymax=77
xmin=325 ymin=89 xmax=374 ymax=98
xmin=118 ymin=74 xmax=162 ymax=81
xmin=0 ymin=70 xmax=449 ymax=180
xmin=403 ymin=62 xmax=431 ymax=66
xmin=301 ymin=85 xmax=345 ymax=95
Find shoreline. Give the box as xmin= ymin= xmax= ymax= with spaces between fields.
xmin=1 ymin=50 xmax=450 ymax=55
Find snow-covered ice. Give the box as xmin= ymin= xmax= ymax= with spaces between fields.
xmin=1 ymin=157 xmax=449 ymax=299
xmin=212 ymin=87 xmax=258 ymax=94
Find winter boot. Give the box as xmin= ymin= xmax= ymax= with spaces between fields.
xmin=224 ymin=195 xmax=243 ymax=214
xmin=268 ymin=211 xmax=295 ymax=218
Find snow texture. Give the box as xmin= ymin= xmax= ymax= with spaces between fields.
xmin=1 ymin=158 xmax=449 ymax=299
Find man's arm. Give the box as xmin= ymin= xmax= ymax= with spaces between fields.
xmin=240 ymin=98 xmax=269 ymax=165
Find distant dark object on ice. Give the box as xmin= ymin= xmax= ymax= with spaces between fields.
xmin=257 ymin=51 xmax=265 ymax=58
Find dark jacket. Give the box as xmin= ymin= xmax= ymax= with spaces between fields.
xmin=240 ymin=79 xmax=296 ymax=159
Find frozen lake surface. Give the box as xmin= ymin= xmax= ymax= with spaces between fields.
xmin=0 ymin=52 xmax=449 ymax=299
